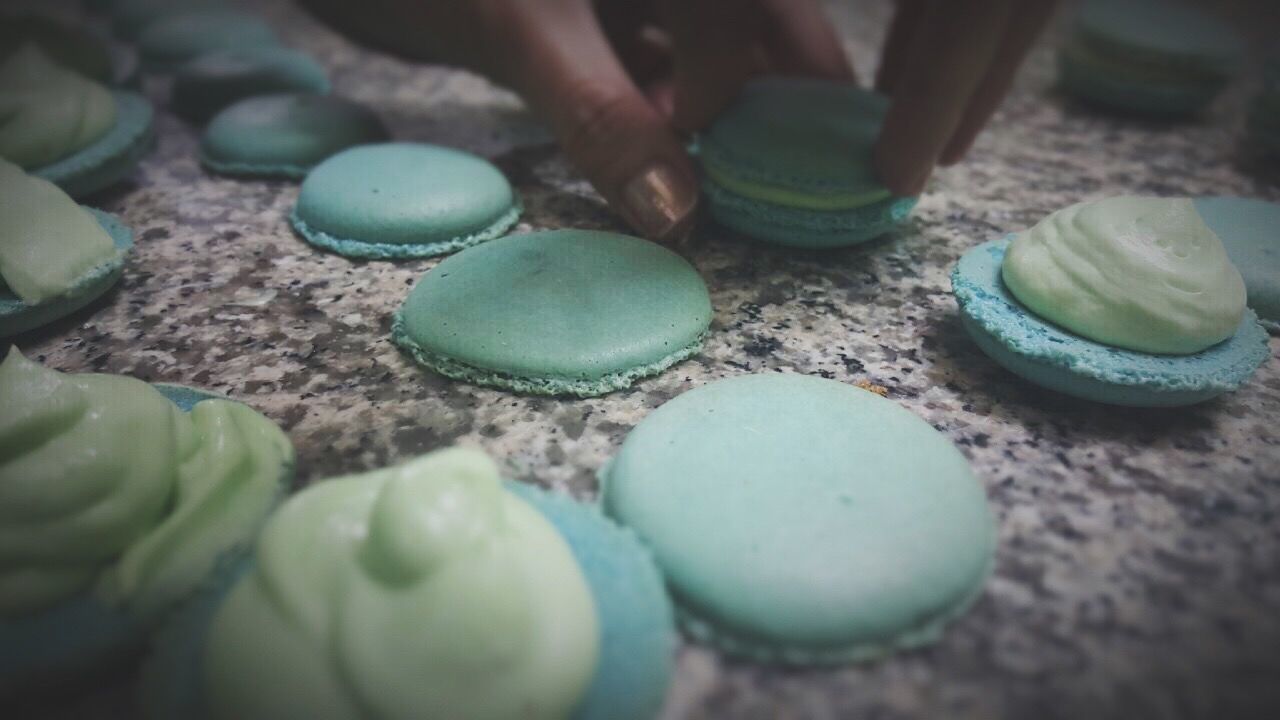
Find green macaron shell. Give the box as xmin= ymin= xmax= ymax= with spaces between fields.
xmin=698 ymin=77 xmax=915 ymax=247
xmin=601 ymin=373 xmax=996 ymax=664
xmin=138 ymin=10 xmax=277 ymax=72
xmin=0 ymin=209 xmax=132 ymax=338
xmin=1194 ymin=197 xmax=1280 ymax=332
xmin=201 ymin=94 xmax=388 ymax=179
xmin=1072 ymin=0 xmax=1242 ymax=70
xmin=393 ymin=230 xmax=712 ymax=396
xmin=1058 ymin=0 xmax=1241 ymax=116
xmin=292 ymin=142 xmax=520 ymax=259
xmin=111 ymin=0 xmax=227 ymax=41
xmin=0 ymin=384 xmax=279 ymax=699
xmin=952 ymin=238 xmax=1269 ymax=406
xmin=704 ymin=180 xmax=918 ymax=249
xmin=172 ymin=47 xmax=330 ymax=123
xmin=31 ymin=91 xmax=155 ymax=200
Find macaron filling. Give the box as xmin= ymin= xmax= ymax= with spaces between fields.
xmin=200 ymin=448 xmax=599 ymax=720
xmin=1001 ymin=196 xmax=1246 ymax=355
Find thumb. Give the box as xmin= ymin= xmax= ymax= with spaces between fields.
xmin=498 ymin=1 xmax=699 ymax=244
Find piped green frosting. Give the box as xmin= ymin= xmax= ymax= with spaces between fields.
xmin=1002 ymin=196 xmax=1246 ymax=355
xmin=0 ymin=159 xmax=119 ymax=303
xmin=0 ymin=350 xmax=292 ymax=619
xmin=203 ymin=448 xmax=599 ymax=720
xmin=0 ymin=44 xmax=116 ymax=169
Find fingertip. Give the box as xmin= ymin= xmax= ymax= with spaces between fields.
xmin=620 ymin=159 xmax=701 ymax=244
xmin=874 ymin=141 xmax=928 ymax=198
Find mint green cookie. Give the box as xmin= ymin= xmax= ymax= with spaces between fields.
xmin=201 ymin=94 xmax=387 ymax=179
xmin=393 ymin=230 xmax=712 ymax=396
xmin=137 ymin=10 xmax=276 ymax=72
xmin=172 ymin=46 xmax=329 ymax=122
xmin=602 ymin=373 xmax=996 ymax=663
xmin=291 ymin=142 xmax=519 ymax=259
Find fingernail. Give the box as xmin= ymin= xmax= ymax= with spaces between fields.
xmin=621 ymin=163 xmax=699 ymax=244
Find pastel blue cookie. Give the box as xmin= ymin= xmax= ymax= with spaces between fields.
xmin=138 ymin=481 xmax=675 ymax=720
xmin=111 ymin=0 xmax=226 ymax=41
xmin=137 ymin=10 xmax=277 ymax=72
xmin=201 ymin=94 xmax=388 ymax=179
xmin=1057 ymin=0 xmax=1242 ymax=117
xmin=172 ymin=46 xmax=330 ymax=123
xmin=393 ymin=229 xmax=713 ymax=396
xmin=291 ymin=142 xmax=520 ymax=259
xmin=30 ymin=92 xmax=154 ymax=200
xmin=602 ymin=373 xmax=996 ymax=664
xmin=0 ymin=384 xmax=218 ymax=699
xmin=952 ymin=238 xmax=1270 ymax=406
xmin=698 ymin=76 xmax=917 ymax=248
xmin=0 ymin=209 xmax=132 ymax=338
xmin=1194 ymin=197 xmax=1280 ymax=332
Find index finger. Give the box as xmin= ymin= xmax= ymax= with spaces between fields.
xmin=873 ymin=0 xmax=1016 ymax=196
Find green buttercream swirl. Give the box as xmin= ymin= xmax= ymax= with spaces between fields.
xmin=0 ymin=44 xmax=116 ymax=169
xmin=0 ymin=350 xmax=292 ymax=618
xmin=1002 ymin=196 xmax=1247 ymax=355
xmin=203 ymin=447 xmax=599 ymax=720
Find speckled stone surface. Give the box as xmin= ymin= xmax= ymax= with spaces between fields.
xmin=7 ymin=1 xmax=1280 ymax=719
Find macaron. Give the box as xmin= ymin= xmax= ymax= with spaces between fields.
xmin=2 ymin=45 xmax=154 ymax=198
xmin=1057 ymin=0 xmax=1242 ymax=117
xmin=952 ymin=237 xmax=1269 ymax=406
xmin=393 ymin=229 xmax=713 ymax=396
xmin=201 ymin=94 xmax=388 ymax=179
xmin=171 ymin=46 xmax=330 ymax=123
xmin=697 ymin=76 xmax=917 ymax=248
xmin=137 ymin=10 xmax=277 ymax=72
xmin=0 ymin=350 xmax=294 ymax=698
xmin=1194 ymin=196 xmax=1280 ymax=333
xmin=0 ymin=161 xmax=133 ymax=338
xmin=601 ymin=373 xmax=996 ymax=664
xmin=138 ymin=447 xmax=673 ymax=720
xmin=111 ymin=0 xmax=227 ymax=41
xmin=291 ymin=142 xmax=520 ymax=259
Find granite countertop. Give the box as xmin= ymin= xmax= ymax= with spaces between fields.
xmin=10 ymin=1 xmax=1280 ymax=718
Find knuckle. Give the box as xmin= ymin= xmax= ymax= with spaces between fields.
xmin=557 ymin=80 xmax=640 ymax=165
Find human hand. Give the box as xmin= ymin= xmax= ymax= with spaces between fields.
xmin=301 ymin=0 xmax=852 ymax=244
xmin=873 ymin=0 xmax=1058 ymax=196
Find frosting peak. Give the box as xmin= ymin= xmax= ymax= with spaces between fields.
xmin=0 ymin=44 xmax=116 ymax=169
xmin=204 ymin=448 xmax=599 ymax=720
xmin=0 ymin=350 xmax=291 ymax=618
xmin=0 ymin=159 xmax=119 ymax=303
xmin=1002 ymin=196 xmax=1247 ymax=355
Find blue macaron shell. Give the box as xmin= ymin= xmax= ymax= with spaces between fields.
xmin=506 ymin=481 xmax=675 ymax=720
xmin=31 ymin=91 xmax=155 ymax=199
xmin=704 ymin=180 xmax=918 ymax=249
xmin=0 ymin=209 xmax=133 ymax=338
xmin=138 ymin=481 xmax=674 ymax=720
xmin=1056 ymin=51 xmax=1223 ymax=117
xmin=1193 ymin=196 xmax=1280 ymax=332
xmin=291 ymin=142 xmax=520 ymax=259
xmin=0 ymin=384 xmax=219 ymax=699
xmin=952 ymin=238 xmax=1270 ymax=406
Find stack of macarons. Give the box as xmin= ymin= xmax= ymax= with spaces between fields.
xmin=138 ymin=447 xmax=674 ymax=720
xmin=952 ymin=196 xmax=1269 ymax=406
xmin=0 ymin=350 xmax=294 ymax=699
xmin=697 ymin=76 xmax=917 ymax=248
xmin=1057 ymin=0 xmax=1242 ymax=117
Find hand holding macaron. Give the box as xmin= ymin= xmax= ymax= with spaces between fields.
xmin=300 ymin=0 xmax=1055 ymax=242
